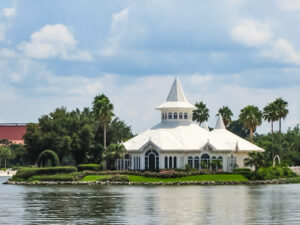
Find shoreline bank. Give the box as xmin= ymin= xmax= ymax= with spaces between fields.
xmin=4 ymin=178 xmax=299 ymax=186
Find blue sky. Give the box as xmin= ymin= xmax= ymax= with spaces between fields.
xmin=0 ymin=0 xmax=300 ymax=134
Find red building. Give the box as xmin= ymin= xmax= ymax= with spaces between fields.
xmin=0 ymin=123 xmax=27 ymax=144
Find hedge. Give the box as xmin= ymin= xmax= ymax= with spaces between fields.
xmin=77 ymin=164 xmax=101 ymax=171
xmin=256 ymin=166 xmax=296 ymax=180
xmin=233 ymin=168 xmax=253 ymax=179
xmin=27 ymin=172 xmax=84 ymax=182
xmin=101 ymin=175 xmax=129 ymax=182
xmin=36 ymin=150 xmax=60 ymax=167
xmin=14 ymin=166 xmax=78 ymax=180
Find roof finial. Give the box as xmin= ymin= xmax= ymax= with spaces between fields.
xmin=166 ymin=77 xmax=187 ymax=102
xmin=215 ymin=114 xmax=226 ymax=129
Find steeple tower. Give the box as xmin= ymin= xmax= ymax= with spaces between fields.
xmin=215 ymin=115 xmax=226 ymax=129
xmin=156 ymin=77 xmax=196 ymax=123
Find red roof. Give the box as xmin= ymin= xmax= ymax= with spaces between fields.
xmin=0 ymin=124 xmax=27 ymax=144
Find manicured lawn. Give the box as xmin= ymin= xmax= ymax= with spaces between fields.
xmin=128 ymin=174 xmax=248 ymax=183
xmin=81 ymin=175 xmax=109 ymax=181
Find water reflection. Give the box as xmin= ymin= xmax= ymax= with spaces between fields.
xmin=1 ymin=177 xmax=300 ymax=225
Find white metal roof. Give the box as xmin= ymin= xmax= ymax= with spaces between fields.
xmin=124 ymin=77 xmax=264 ymax=153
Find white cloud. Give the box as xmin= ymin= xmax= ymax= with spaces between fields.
xmin=261 ymin=38 xmax=300 ymax=65
xmin=17 ymin=24 xmax=93 ymax=61
xmin=2 ymin=8 xmax=15 ymax=17
xmin=277 ymin=0 xmax=300 ymax=10
xmin=0 ymin=23 xmax=6 ymax=41
xmin=230 ymin=19 xmax=272 ymax=46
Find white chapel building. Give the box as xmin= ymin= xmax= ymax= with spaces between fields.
xmin=123 ymin=78 xmax=264 ymax=172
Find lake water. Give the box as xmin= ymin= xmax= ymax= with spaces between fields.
xmin=1 ymin=177 xmax=300 ymax=224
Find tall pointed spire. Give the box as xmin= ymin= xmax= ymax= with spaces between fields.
xmin=215 ymin=115 xmax=226 ymax=129
xmin=166 ymin=77 xmax=187 ymax=102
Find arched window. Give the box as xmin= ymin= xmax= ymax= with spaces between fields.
xmin=179 ymin=113 xmax=183 ymax=119
xmin=184 ymin=113 xmax=188 ymax=119
xmin=211 ymin=156 xmax=217 ymax=171
xmin=174 ymin=112 xmax=178 ymax=119
xmin=194 ymin=156 xmax=199 ymax=169
xmin=174 ymin=156 xmax=177 ymax=168
xmin=201 ymin=154 xmax=210 ymax=169
xmin=165 ymin=156 xmax=168 ymax=169
xmin=169 ymin=156 xmax=173 ymax=168
xmin=168 ymin=112 xmax=172 ymax=119
xmin=145 ymin=149 xmax=159 ymax=170
xmin=218 ymin=156 xmax=223 ymax=169
xmin=188 ymin=156 xmax=193 ymax=168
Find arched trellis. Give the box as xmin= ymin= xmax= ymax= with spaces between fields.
xmin=36 ymin=150 xmax=60 ymax=167
xmin=273 ymin=155 xmax=280 ymax=167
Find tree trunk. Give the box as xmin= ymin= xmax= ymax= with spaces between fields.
xmin=103 ymin=123 xmax=107 ymax=149
xmin=271 ymin=121 xmax=273 ymax=134
xmin=279 ymin=118 xmax=282 ymax=158
xmin=271 ymin=120 xmax=274 ymax=160
xmin=250 ymin=128 xmax=253 ymax=142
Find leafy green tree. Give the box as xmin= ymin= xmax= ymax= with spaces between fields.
xmin=239 ymin=105 xmax=262 ymax=142
xmin=193 ymin=101 xmax=210 ymax=125
xmin=0 ymin=146 xmax=12 ymax=168
xmin=227 ymin=120 xmax=249 ymax=139
xmin=216 ymin=106 xmax=233 ymax=127
xmin=93 ymin=94 xmax=114 ymax=149
xmin=244 ymin=151 xmax=267 ymax=172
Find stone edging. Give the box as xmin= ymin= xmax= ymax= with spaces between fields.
xmin=3 ymin=178 xmax=297 ymax=185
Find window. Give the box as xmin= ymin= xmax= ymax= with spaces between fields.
xmin=218 ymin=156 xmax=223 ymax=169
xmin=168 ymin=112 xmax=172 ymax=119
xmin=174 ymin=156 xmax=177 ymax=168
xmin=145 ymin=149 xmax=159 ymax=170
xmin=162 ymin=113 xmax=164 ymax=120
xmin=201 ymin=154 xmax=210 ymax=169
xmin=188 ymin=156 xmax=193 ymax=168
xmin=179 ymin=113 xmax=183 ymax=119
xmin=174 ymin=112 xmax=178 ymax=119
xmin=184 ymin=113 xmax=188 ymax=119
xmin=169 ymin=156 xmax=173 ymax=168
xmin=194 ymin=156 xmax=199 ymax=169
xmin=165 ymin=156 xmax=168 ymax=169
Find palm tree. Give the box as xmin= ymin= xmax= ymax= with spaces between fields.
xmin=244 ymin=151 xmax=266 ymax=172
xmin=274 ymin=97 xmax=289 ymax=157
xmin=239 ymin=105 xmax=262 ymax=142
xmin=216 ymin=106 xmax=233 ymax=127
xmin=93 ymin=94 xmax=114 ymax=149
xmin=263 ymin=102 xmax=278 ymax=134
xmin=263 ymin=101 xmax=279 ymax=159
xmin=193 ymin=101 xmax=209 ymax=125
xmin=274 ymin=98 xmax=288 ymax=133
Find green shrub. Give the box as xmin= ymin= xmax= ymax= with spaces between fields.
xmin=233 ymin=167 xmax=254 ymax=179
xmin=256 ymin=166 xmax=296 ymax=180
xmin=101 ymin=174 xmax=129 ymax=182
xmin=77 ymin=164 xmax=101 ymax=171
xmin=15 ymin=166 xmax=78 ymax=180
xmin=28 ymin=172 xmax=83 ymax=182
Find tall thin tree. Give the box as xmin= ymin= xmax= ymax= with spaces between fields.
xmin=263 ymin=101 xmax=278 ymax=159
xmin=274 ymin=97 xmax=289 ymax=157
xmin=93 ymin=94 xmax=114 ymax=149
xmin=216 ymin=106 xmax=233 ymax=127
xmin=239 ymin=105 xmax=262 ymax=142
xmin=193 ymin=101 xmax=210 ymax=125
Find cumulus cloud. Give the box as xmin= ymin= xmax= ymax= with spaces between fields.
xmin=277 ymin=0 xmax=300 ymax=10
xmin=261 ymin=38 xmax=300 ymax=65
xmin=2 ymin=8 xmax=15 ymax=17
xmin=17 ymin=24 xmax=93 ymax=61
xmin=230 ymin=19 xmax=272 ymax=46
